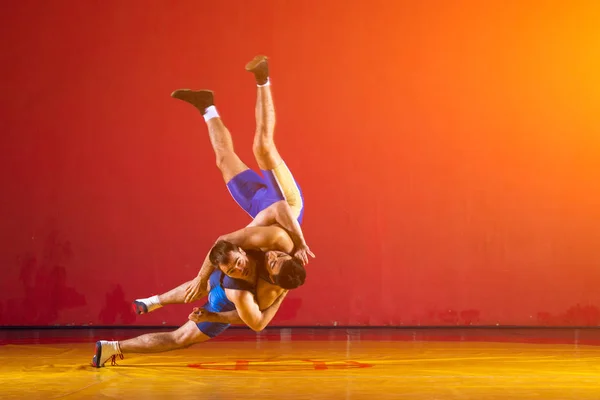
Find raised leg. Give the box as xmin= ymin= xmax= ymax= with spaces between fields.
xmin=172 ymin=89 xmax=249 ymax=183
xmin=133 ymin=279 xmax=209 ymax=315
xmin=246 ymin=56 xmax=283 ymax=170
xmin=246 ymin=56 xmax=303 ymax=219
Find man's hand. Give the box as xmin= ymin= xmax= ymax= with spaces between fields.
xmin=184 ymin=276 xmax=207 ymax=303
xmin=294 ymin=244 xmax=315 ymax=266
xmin=188 ymin=307 xmax=210 ymax=323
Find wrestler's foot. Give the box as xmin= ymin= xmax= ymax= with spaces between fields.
xmin=91 ymin=340 xmax=123 ymax=368
xmin=132 ymin=300 xmax=147 ymax=314
xmin=171 ymin=89 xmax=214 ymax=113
xmin=132 ymin=295 xmax=162 ymax=315
xmin=245 ymin=55 xmax=269 ymax=85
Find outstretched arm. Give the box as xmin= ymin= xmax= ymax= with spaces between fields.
xmin=190 ymin=308 xmax=245 ymax=325
xmin=184 ymin=253 xmax=215 ymax=303
xmin=188 ymin=290 xmax=287 ymax=326
xmin=219 ymin=225 xmax=294 ymax=252
xmin=217 ymin=289 xmax=288 ymax=331
xmin=248 ymin=200 xmax=315 ymax=264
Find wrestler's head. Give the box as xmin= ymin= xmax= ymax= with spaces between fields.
xmin=209 ymin=241 xmax=306 ymax=289
xmin=265 ymin=250 xmax=306 ymax=289
xmin=209 ymin=240 xmax=251 ymax=280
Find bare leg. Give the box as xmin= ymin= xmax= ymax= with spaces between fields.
xmin=246 ymin=56 xmax=283 ymax=170
xmin=119 ymin=321 xmax=210 ymax=354
xmin=171 ymin=89 xmax=249 ymax=183
xmin=253 ymin=86 xmax=284 ymax=170
xmin=246 ymin=56 xmax=303 ymax=220
xmin=92 ymin=321 xmax=212 ymax=366
xmin=158 ymin=279 xmax=207 ymax=305
xmin=206 ymin=117 xmax=249 ymax=183
xmin=133 ymin=278 xmax=209 ymax=315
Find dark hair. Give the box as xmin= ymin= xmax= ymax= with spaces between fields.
xmin=273 ymin=258 xmax=306 ymax=289
xmin=209 ymin=240 xmax=238 ymax=266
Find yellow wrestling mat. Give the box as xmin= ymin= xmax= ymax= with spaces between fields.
xmin=1 ymin=328 xmax=600 ymax=399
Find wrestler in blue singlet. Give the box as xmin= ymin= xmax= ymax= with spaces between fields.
xmin=196 ymin=250 xmax=265 ymax=337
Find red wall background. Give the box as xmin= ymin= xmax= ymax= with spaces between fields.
xmin=2 ymin=1 xmax=600 ymax=327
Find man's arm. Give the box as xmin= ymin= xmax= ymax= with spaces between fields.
xmin=184 ymin=253 xmax=214 ymax=303
xmin=191 ymin=308 xmax=244 ymax=325
xmin=189 ymin=289 xmax=288 ymax=325
xmin=224 ymin=289 xmax=288 ymax=331
xmin=247 ymin=200 xmax=315 ymax=264
xmin=219 ymin=225 xmax=294 ymax=253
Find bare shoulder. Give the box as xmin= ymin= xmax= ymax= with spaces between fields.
xmin=224 ymin=288 xmax=253 ymax=303
xmin=270 ymin=226 xmax=294 ymax=251
xmin=249 ymin=225 xmax=293 ymax=252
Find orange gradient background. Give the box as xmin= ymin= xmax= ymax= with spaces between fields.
xmin=1 ymin=1 xmax=600 ymax=326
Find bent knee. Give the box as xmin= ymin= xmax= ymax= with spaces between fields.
xmin=253 ymin=149 xmax=281 ymax=170
xmin=172 ymin=332 xmax=193 ymax=348
xmin=252 ymin=140 xmax=275 ymax=159
xmin=215 ymin=153 xmax=231 ymax=170
xmin=172 ymin=325 xmax=206 ymax=347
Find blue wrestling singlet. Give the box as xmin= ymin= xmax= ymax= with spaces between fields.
xmin=195 ymin=269 xmax=255 ymax=338
xmin=226 ymin=165 xmax=304 ymax=224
